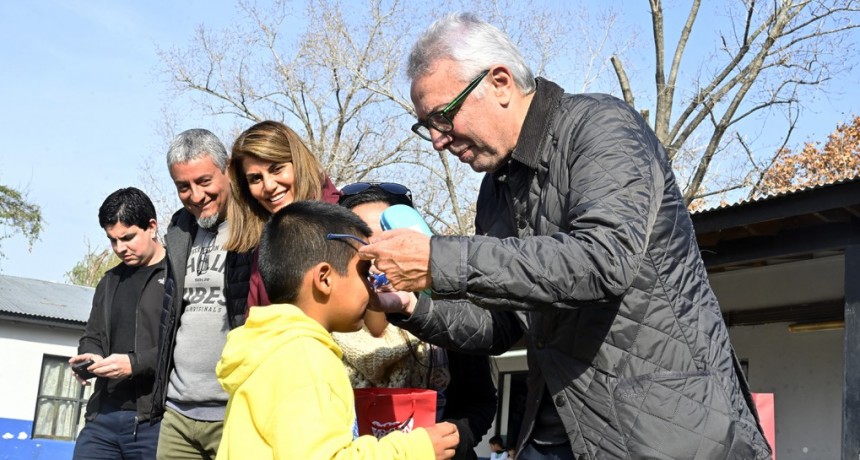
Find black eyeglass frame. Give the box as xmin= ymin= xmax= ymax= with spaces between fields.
xmin=326 ymin=233 xmax=369 ymax=246
xmin=411 ymin=69 xmax=490 ymax=142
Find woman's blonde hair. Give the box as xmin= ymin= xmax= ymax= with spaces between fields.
xmin=225 ymin=120 xmax=324 ymax=252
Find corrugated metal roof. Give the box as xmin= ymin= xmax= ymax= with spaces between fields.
xmin=0 ymin=274 xmax=94 ymax=324
xmin=692 ymin=175 xmax=860 ymax=214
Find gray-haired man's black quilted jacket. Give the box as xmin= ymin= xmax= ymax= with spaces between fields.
xmin=395 ymin=78 xmax=771 ymax=459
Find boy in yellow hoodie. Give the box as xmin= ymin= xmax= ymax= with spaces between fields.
xmin=216 ymin=200 xmax=459 ymax=460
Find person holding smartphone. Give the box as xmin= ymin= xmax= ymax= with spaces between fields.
xmin=69 ymin=187 xmax=166 ymax=459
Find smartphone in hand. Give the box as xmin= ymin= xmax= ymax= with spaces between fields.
xmin=72 ymin=360 xmax=97 ymax=380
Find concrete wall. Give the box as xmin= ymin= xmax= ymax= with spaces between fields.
xmin=0 ymin=322 xmax=81 ymax=420
xmin=730 ymin=322 xmax=843 ymax=460
xmin=0 ymin=321 xmax=81 ymax=459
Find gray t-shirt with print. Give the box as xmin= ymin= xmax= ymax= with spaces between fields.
xmin=166 ymin=220 xmax=230 ymax=421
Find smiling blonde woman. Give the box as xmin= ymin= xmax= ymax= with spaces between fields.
xmin=225 ymin=120 xmax=340 ymax=307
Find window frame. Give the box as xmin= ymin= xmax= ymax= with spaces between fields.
xmin=31 ymin=354 xmax=92 ymax=441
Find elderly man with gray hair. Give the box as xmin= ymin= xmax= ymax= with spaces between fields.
xmin=151 ymin=128 xmax=253 ymax=459
xmin=361 ymin=13 xmax=772 ymax=460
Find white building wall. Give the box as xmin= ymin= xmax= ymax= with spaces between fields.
xmin=730 ymin=322 xmax=843 ymax=460
xmin=0 ymin=321 xmax=82 ymax=420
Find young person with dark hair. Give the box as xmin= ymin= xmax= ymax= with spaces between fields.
xmin=338 ymin=182 xmax=497 ymax=460
xmin=488 ymin=435 xmax=509 ymax=460
xmin=70 ymin=187 xmax=166 ymax=459
xmin=215 ymin=200 xmax=460 ymax=460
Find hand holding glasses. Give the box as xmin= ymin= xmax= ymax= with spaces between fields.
xmin=326 ymin=233 xmax=414 ymax=314
xmin=325 ymin=233 xmax=388 ymax=289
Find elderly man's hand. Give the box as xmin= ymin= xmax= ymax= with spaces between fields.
xmin=358 ymin=228 xmax=432 ymax=292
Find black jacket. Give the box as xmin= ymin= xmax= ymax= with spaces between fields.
xmin=395 ymin=79 xmax=771 ymax=459
xmin=78 ymin=259 xmax=165 ymax=423
xmin=150 ymin=209 xmax=253 ymax=420
xmin=443 ymin=350 xmax=497 ymax=460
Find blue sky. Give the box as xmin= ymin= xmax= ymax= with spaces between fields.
xmin=1 ymin=1 xmax=858 ymax=283
xmin=0 ymin=1 xmax=236 ymax=282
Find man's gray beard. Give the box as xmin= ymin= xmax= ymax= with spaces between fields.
xmin=197 ymin=213 xmax=220 ymax=230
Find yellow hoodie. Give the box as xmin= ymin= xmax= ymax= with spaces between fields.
xmin=216 ymin=303 xmax=434 ymax=460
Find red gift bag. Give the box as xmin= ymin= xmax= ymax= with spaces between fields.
xmin=354 ymin=388 xmax=437 ymax=438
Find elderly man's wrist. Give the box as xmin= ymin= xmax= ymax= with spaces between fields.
xmin=402 ymin=293 xmax=418 ymax=315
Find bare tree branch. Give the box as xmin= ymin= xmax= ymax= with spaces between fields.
xmin=154 ymin=0 xmax=623 ymax=234
xmin=610 ymin=55 xmax=634 ymax=107
xmin=617 ymin=0 xmax=859 ymax=206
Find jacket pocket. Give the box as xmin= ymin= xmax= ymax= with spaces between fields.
xmin=611 ymin=370 xmax=745 ymax=459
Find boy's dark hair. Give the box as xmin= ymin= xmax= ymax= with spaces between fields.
xmin=259 ymin=201 xmax=372 ymax=304
xmin=338 ymin=185 xmax=413 ymax=210
xmin=489 ymin=435 xmax=504 ymax=446
xmin=98 ymin=187 xmax=157 ymax=230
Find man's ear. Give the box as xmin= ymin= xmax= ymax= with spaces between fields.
xmin=488 ymin=65 xmax=515 ymax=106
xmin=311 ymin=262 xmax=335 ymax=297
xmin=147 ymin=219 xmax=158 ymax=239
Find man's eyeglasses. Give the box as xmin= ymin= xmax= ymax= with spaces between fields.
xmin=411 ymin=69 xmax=490 ymax=142
xmin=326 ymin=233 xmax=389 ymax=288
xmin=339 ymin=182 xmax=413 ymax=206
